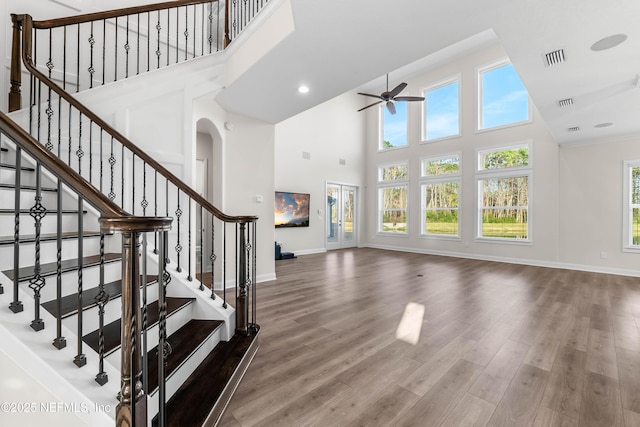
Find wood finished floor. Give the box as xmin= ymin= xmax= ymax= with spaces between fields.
xmin=216 ymin=248 xmax=640 ymax=427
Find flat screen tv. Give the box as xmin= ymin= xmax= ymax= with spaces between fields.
xmin=275 ymin=191 xmax=310 ymax=228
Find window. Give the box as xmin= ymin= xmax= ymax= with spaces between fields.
xmin=478 ymin=60 xmax=530 ymax=130
xmin=423 ymin=77 xmax=460 ymax=141
xmin=380 ymin=103 xmax=408 ymax=150
xmin=476 ymin=144 xmax=531 ymax=242
xmin=623 ymin=160 xmax=640 ymax=251
xmin=378 ymin=162 xmax=408 ymax=233
xmin=421 ymin=154 xmax=461 ymax=237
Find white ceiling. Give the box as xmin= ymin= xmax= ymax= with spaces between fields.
xmin=215 ymin=0 xmax=640 ymax=145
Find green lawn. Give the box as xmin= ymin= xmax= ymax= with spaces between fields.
xmin=482 ymin=222 xmax=527 ymax=239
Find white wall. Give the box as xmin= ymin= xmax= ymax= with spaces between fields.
xmin=362 ymin=43 xmax=562 ymax=266
xmin=274 ymin=92 xmax=366 ymax=255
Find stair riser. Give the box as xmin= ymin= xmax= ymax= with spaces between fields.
xmin=0 ymin=169 xmax=37 ymax=187
xmin=0 ymin=214 xmax=90 ymax=237
xmin=0 ymin=237 xmax=102 ymax=270
xmin=18 ymin=261 xmax=122 ymax=302
xmin=106 ymin=301 xmax=195 ymax=367
xmin=147 ymin=327 xmax=223 ymax=419
xmin=0 ymin=188 xmax=58 ymax=210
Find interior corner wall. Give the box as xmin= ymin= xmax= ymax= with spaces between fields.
xmin=558 ymin=136 xmax=640 ymax=274
xmin=361 ymin=43 xmax=561 ymax=266
xmin=274 ymin=92 xmax=366 ymax=255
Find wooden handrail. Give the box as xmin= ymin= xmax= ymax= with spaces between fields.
xmin=31 ymin=0 xmax=221 ymax=29
xmin=16 ymin=13 xmax=257 ymax=225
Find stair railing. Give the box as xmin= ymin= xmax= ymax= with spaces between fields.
xmin=0 ymin=111 xmax=171 ymax=427
xmin=9 ymin=0 xmax=270 ymax=111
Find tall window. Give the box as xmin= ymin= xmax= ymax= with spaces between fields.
xmin=380 ymin=103 xmax=408 ymax=150
xmin=421 ymin=154 xmax=461 ymax=237
xmin=477 ymin=144 xmax=531 ymax=241
xmin=478 ymin=60 xmax=530 ymax=130
xmin=623 ymin=160 xmax=640 ymax=251
xmin=378 ymin=163 xmax=408 ymax=233
xmin=423 ymin=77 xmax=460 ymax=141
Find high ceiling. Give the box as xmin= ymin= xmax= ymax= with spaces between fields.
xmin=215 ymin=0 xmax=640 ymax=145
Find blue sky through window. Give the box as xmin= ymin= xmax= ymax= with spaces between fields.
xmin=425 ymin=81 xmax=459 ymax=140
xmin=481 ymin=63 xmax=529 ymax=129
xmin=382 ymin=102 xmax=407 ymax=148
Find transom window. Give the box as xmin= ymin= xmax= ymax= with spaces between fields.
xmin=378 ymin=162 xmax=409 ymax=234
xmin=423 ymin=77 xmax=460 ymax=141
xmin=380 ymin=102 xmax=408 ymax=150
xmin=478 ymin=60 xmax=530 ymax=131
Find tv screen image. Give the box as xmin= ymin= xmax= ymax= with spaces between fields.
xmin=275 ymin=191 xmax=310 ymax=228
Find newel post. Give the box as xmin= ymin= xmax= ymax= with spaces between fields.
xmin=9 ymin=14 xmax=24 ymax=112
xmin=236 ymin=222 xmax=249 ymax=335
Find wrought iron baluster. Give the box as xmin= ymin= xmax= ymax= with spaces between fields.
xmin=10 ymin=146 xmax=23 ymax=314
xmin=102 ymin=20 xmax=106 ymax=85
xmin=222 ymin=221 xmax=226 ymax=308
xmin=68 ymin=104 xmax=72 ymax=165
xmin=199 ymin=205 xmax=204 ymax=291
xmin=187 ymin=198 xmax=192 ymax=281
xmin=154 ymin=171 xmax=158 ymax=254
xmin=46 ymin=29 xmax=54 ymax=151
xmin=108 ymin=137 xmax=116 ymax=201
xmin=157 ymin=230 xmax=170 ymax=427
xmin=99 ymin=130 xmax=103 ymax=193
xmin=141 ymin=161 xmax=148 ymax=215
xmin=29 ymin=163 xmax=46 ymax=331
xmin=192 ymin=4 xmax=196 ymax=58
xmin=89 ymin=121 xmax=93 ymax=185
xmin=53 ymin=161 xmax=66 ymax=349
xmin=88 ymin=22 xmax=95 ymax=88
xmin=184 ymin=6 xmax=189 ymax=61
xmin=201 ymin=4 xmax=205 ymax=56
xmin=166 ymin=10 xmax=170 ymax=66
xmin=95 ymin=232 xmax=108 ymax=385
xmin=137 ymin=14 xmax=141 ymax=75
xmin=125 ymin=16 xmax=130 ymax=78
xmin=77 ymin=112 xmax=84 ymax=174
xmin=63 ymin=26 xmax=67 ymax=91
xmin=208 ymin=2 xmax=213 ymax=53
xmin=156 ymin=11 xmax=161 ymax=69
xmin=76 ymin=23 xmax=80 ymax=92
xmin=175 ymin=189 xmax=182 ymax=272
xmin=147 ymin=13 xmax=151 ymax=72
xmin=210 ymin=214 xmax=215 ymax=299
xmin=114 ymin=17 xmax=118 ymax=82
xmin=74 ymin=195 xmax=86 ymax=367
xmin=176 ymin=7 xmax=180 ymax=64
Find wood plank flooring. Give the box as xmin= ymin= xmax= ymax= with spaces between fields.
xmin=217 ymin=248 xmax=640 ymax=427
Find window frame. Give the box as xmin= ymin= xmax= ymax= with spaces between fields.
xmin=421 ymin=74 xmax=461 ymax=143
xmin=420 ymin=153 xmax=461 ymax=239
xmin=379 ymin=102 xmax=409 ymax=152
xmin=623 ymin=160 xmax=640 ymax=252
xmin=475 ymin=143 xmax=533 ymax=244
xmin=476 ymin=58 xmax=532 ymax=133
xmin=377 ymin=161 xmax=409 ymax=235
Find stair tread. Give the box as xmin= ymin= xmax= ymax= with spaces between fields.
xmin=0 ymin=208 xmax=87 ymax=214
xmin=0 ymin=231 xmax=103 ymax=246
xmin=146 ymin=319 xmax=224 ymax=394
xmin=41 ymin=275 xmax=159 ymax=318
xmin=2 ymin=252 xmax=121 ymax=281
xmin=0 ymin=162 xmax=35 ymax=171
xmin=155 ymin=329 xmax=259 ymax=427
xmin=0 ymin=183 xmax=58 ymax=192
xmin=83 ymin=297 xmax=196 ymax=355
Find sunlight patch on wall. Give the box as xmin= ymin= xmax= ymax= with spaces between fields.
xmin=395 ymin=302 xmax=425 ymax=345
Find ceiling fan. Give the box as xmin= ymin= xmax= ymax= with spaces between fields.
xmin=357 ymin=74 xmax=425 ymax=114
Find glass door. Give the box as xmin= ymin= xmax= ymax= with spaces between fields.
xmin=327 ymin=183 xmax=357 ymax=250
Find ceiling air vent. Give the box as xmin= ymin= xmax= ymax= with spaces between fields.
xmin=544 ymin=49 xmax=565 ymax=67
xmin=558 ymin=98 xmax=573 ymax=107
xmin=568 ymin=126 xmax=580 ymax=132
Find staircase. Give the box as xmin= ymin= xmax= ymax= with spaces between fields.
xmin=0 ymin=1 xmax=267 ymax=426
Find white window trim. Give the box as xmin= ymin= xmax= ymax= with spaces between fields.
xmin=476 ymin=141 xmax=533 ymax=173
xmin=475 ymin=167 xmax=533 ymax=245
xmin=377 ymin=162 xmax=409 ymax=235
xmin=379 ymin=103 xmax=409 ymax=152
xmin=420 ymin=177 xmax=461 ymax=239
xmin=421 ymin=74 xmax=462 ymax=143
xmin=623 ymin=160 xmax=640 ymax=252
xmin=476 ymin=58 xmax=532 ymax=133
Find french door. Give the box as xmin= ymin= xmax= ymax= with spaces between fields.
xmin=326 ymin=183 xmax=358 ymax=250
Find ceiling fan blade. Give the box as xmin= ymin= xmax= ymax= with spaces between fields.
xmin=386 ymin=101 xmax=396 ymax=115
xmin=357 ymin=92 xmax=383 ymax=100
xmin=394 ymin=96 xmax=425 ymax=102
xmin=388 ymin=82 xmax=407 ymax=98
xmin=357 ymin=100 xmax=383 ymax=112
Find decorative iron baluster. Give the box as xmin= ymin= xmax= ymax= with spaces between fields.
xmin=210 ymin=215 xmax=215 ymax=299
xmin=184 ymin=6 xmax=189 ymax=61
xmin=53 ymin=163 xmax=66 ymax=349
xmin=176 ymin=7 xmax=180 ymax=64
xmin=199 ymin=205 xmax=204 ymax=291
xmin=156 ymin=12 xmax=162 ymax=69
xmin=125 ymin=16 xmax=130 ymax=78
xmin=99 ymin=130 xmax=103 ymax=193
xmin=45 ymin=29 xmax=54 ymax=151
xmin=192 ymin=5 xmax=196 ymax=58
xmin=137 ymin=14 xmax=141 ymax=75
xmin=208 ymin=3 xmax=213 ymax=53
xmin=10 ymin=146 xmax=23 ymax=313
xmin=76 ymin=23 xmax=80 ymax=92
xmin=95 ymin=233 xmax=109 ymax=385
xmin=114 ymin=17 xmax=118 ymax=82
xmin=147 ymin=13 xmax=151 ymax=72
xmin=88 ymin=22 xmax=95 ymax=88
xmin=166 ymin=10 xmax=170 ymax=66
xmin=175 ymin=189 xmax=182 ymax=272
xmin=157 ymin=230 xmax=170 ymax=427
xmin=29 ymin=164 xmax=46 ymax=331
xmin=187 ymin=198 xmax=192 ymax=281
xmin=74 ymin=195 xmax=86 ymax=367
xmin=141 ymin=162 xmax=148 ymax=214
xmin=77 ymin=112 xmax=84 ymax=174
xmin=165 ymin=179 xmax=169 ymax=265
xmin=108 ymin=137 xmax=116 ymax=201
xmin=102 ymin=20 xmax=106 ymax=85
xmin=68 ymin=104 xmax=72 ymax=165
xmin=222 ymin=222 xmax=226 ymax=308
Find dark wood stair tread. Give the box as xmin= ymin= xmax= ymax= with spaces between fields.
xmin=0 ymin=231 xmax=103 ymax=246
xmin=0 ymin=162 xmax=35 ymax=171
xmin=41 ymin=275 xmax=159 ymax=318
xmin=153 ymin=328 xmax=259 ymax=427
xmin=0 ymin=183 xmax=57 ymax=192
xmin=2 ymin=253 xmax=121 ymax=281
xmin=146 ymin=319 xmax=224 ymax=394
xmin=83 ymin=297 xmax=196 ymax=355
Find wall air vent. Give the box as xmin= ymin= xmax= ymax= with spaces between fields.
xmin=558 ymin=98 xmax=573 ymax=107
xmin=568 ymin=126 xmax=580 ymax=132
xmin=544 ymin=49 xmax=565 ymax=67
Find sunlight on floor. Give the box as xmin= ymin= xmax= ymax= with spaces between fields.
xmin=395 ymin=302 xmax=425 ymax=345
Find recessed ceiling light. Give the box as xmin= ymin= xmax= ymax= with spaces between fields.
xmin=594 ymin=122 xmax=613 ymax=128
xmin=591 ymin=34 xmax=627 ymax=51
xmin=298 ymin=85 xmax=309 ymax=94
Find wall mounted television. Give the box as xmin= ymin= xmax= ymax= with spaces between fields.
xmin=275 ymin=191 xmax=310 ymax=228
